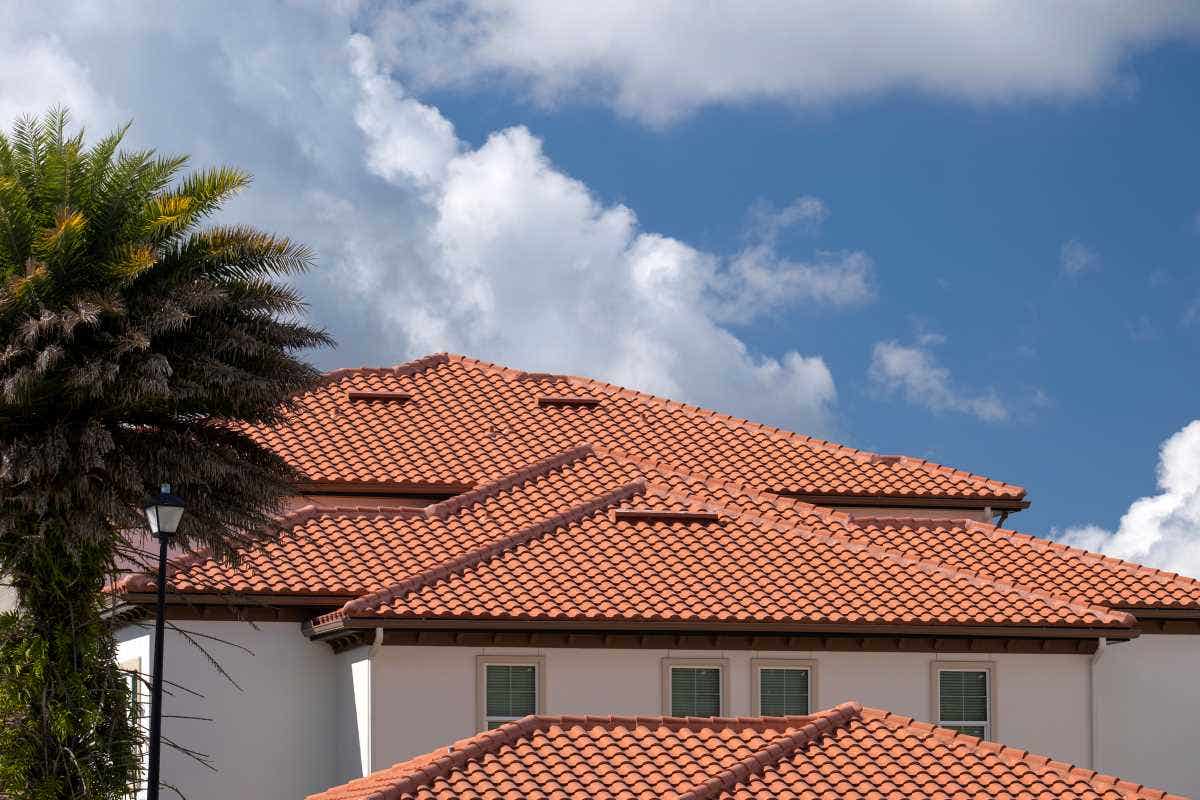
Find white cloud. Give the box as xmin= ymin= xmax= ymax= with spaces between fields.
xmin=1060 ymin=238 xmax=1100 ymax=276
xmin=0 ymin=3 xmax=866 ymax=433
xmin=868 ymin=339 xmax=1009 ymax=422
xmin=0 ymin=32 xmax=119 ymax=130
xmin=347 ymin=36 xmax=460 ymax=189
xmin=371 ymin=1 xmax=1200 ymax=125
xmin=324 ymin=35 xmax=850 ymax=430
xmin=1059 ymin=421 xmax=1200 ymax=579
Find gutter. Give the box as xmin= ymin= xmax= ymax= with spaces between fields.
xmin=304 ymin=615 xmax=1138 ymax=642
xmin=1089 ymin=636 xmax=1107 ymax=769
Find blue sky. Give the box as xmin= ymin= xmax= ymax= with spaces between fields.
xmin=429 ymin=40 xmax=1200 ymax=537
xmin=3 ymin=2 xmax=1199 ymax=571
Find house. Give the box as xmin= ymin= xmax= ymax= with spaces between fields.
xmin=109 ymin=353 xmax=1200 ymax=799
xmin=306 ymin=702 xmax=1185 ymax=800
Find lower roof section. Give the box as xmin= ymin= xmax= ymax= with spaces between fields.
xmin=305 ymin=702 xmax=1183 ymax=800
xmin=113 ymin=446 xmax=1147 ymax=641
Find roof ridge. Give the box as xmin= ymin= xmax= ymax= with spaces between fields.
xmin=677 ymin=702 xmax=863 ymax=800
xmin=315 ymin=479 xmax=647 ymax=625
xmin=594 ymin=444 xmax=855 ymax=527
xmin=422 ymin=445 xmax=595 ymax=520
xmin=315 ymin=353 xmax=451 ymax=386
xmin=643 ymin=483 xmax=1134 ymax=630
xmin=314 ymin=705 xmax=863 ymax=800
xmin=362 ymin=714 xmax=552 ymax=799
xmin=863 ymin=707 xmax=1184 ymax=800
xmin=445 ymin=354 xmax=1026 ymax=500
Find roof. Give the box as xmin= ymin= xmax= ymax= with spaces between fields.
xmin=241 ymin=353 xmax=1025 ymax=506
xmin=304 ymin=702 xmax=1184 ymax=800
xmin=124 ymin=446 xmax=1132 ymax=637
xmin=840 ymin=517 xmax=1200 ymax=612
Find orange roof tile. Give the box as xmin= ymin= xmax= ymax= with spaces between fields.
xmin=839 ymin=518 xmax=1200 ymax=612
xmin=309 ymin=450 xmax=1128 ymax=634
xmin=305 ymin=702 xmax=1184 ymax=800
xmin=132 ymin=446 xmax=1125 ymax=635
xmin=242 ymin=353 xmax=1025 ymax=504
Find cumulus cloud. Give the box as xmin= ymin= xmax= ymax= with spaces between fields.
xmin=325 ymin=35 xmax=850 ymax=430
xmin=0 ymin=31 xmax=119 ymax=130
xmin=1060 ymin=238 xmax=1100 ymax=276
xmin=1060 ymin=421 xmax=1200 ymax=578
xmin=0 ymin=2 xmax=886 ymax=432
xmin=370 ymin=1 xmax=1200 ymax=125
xmin=868 ymin=339 xmax=1010 ymax=422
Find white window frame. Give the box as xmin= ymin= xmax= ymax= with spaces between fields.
xmin=476 ymin=655 xmax=545 ymax=732
xmin=931 ymin=660 xmax=995 ymax=740
xmin=750 ymin=658 xmax=816 ymax=717
xmin=661 ymin=657 xmax=729 ymax=717
xmin=119 ymin=656 xmax=147 ymax=800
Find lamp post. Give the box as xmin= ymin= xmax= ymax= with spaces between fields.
xmin=142 ymin=484 xmax=184 ymax=800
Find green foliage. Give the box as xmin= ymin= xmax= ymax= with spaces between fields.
xmin=0 ymin=108 xmax=331 ymax=798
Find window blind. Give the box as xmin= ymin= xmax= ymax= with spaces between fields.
xmin=938 ymin=669 xmax=988 ymax=737
xmin=485 ymin=665 xmax=536 ymax=723
xmin=759 ymin=668 xmax=809 ymax=716
xmin=671 ymin=667 xmax=721 ymax=716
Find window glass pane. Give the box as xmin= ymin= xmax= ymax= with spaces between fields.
xmin=759 ymin=668 xmax=809 ymax=716
xmin=939 ymin=670 xmax=988 ymax=723
xmin=486 ymin=665 xmax=536 ymax=719
xmin=671 ymin=667 xmax=721 ymax=716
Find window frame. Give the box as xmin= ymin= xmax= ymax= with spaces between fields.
xmin=931 ymin=660 xmax=995 ymax=740
xmin=661 ymin=657 xmax=729 ymax=717
xmin=476 ymin=655 xmax=545 ymax=732
xmin=750 ymin=658 xmax=816 ymax=717
xmin=119 ymin=656 xmax=147 ymax=800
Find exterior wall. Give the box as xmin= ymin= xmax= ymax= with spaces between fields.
xmin=369 ymin=645 xmax=1091 ymax=769
xmin=115 ymin=621 xmax=340 ymax=800
xmin=1095 ymin=634 xmax=1200 ymax=798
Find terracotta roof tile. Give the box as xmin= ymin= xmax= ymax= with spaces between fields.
xmin=242 ymin=353 xmax=1024 ymax=502
xmin=305 ymin=703 xmax=1184 ymax=800
xmin=133 ymin=448 xmax=1138 ymax=634
xmin=840 ymin=518 xmax=1200 ymax=611
xmin=272 ymin=449 xmax=1128 ymax=635
xmin=327 ymin=461 xmax=1127 ymax=632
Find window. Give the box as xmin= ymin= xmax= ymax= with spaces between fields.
xmin=934 ymin=662 xmax=993 ymax=739
xmin=752 ymin=659 xmax=815 ymax=716
xmin=119 ymin=657 xmax=147 ymax=800
xmin=477 ymin=656 xmax=543 ymax=731
xmin=662 ymin=658 xmax=728 ymax=717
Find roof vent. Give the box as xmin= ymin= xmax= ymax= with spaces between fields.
xmin=613 ymin=509 xmax=721 ymax=524
xmin=537 ymin=395 xmax=601 ymax=408
xmin=347 ymin=390 xmax=412 ymax=404
xmin=518 ymin=372 xmax=572 ymax=382
xmin=869 ymin=454 xmax=904 ymax=465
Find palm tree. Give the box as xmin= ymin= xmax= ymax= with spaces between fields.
xmin=0 ymin=109 xmax=331 ymax=799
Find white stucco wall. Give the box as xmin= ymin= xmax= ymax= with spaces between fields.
xmin=1095 ymin=634 xmax=1200 ymax=798
xmin=368 ymin=645 xmax=1092 ymax=771
xmin=109 ymin=624 xmax=1200 ymax=798
xmin=115 ymin=620 xmax=340 ymax=800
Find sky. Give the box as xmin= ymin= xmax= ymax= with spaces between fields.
xmin=3 ymin=1 xmax=1199 ymax=574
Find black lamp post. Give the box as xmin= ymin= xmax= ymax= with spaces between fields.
xmin=142 ymin=484 xmax=184 ymax=800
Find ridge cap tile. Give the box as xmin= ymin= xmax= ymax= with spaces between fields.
xmin=307 ymin=700 xmax=1180 ymax=800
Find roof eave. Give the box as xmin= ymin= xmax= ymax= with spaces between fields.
xmin=303 ymin=615 xmax=1136 ymax=643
